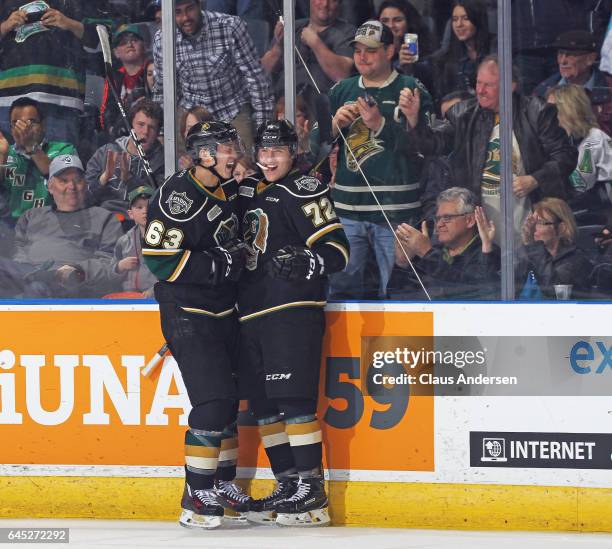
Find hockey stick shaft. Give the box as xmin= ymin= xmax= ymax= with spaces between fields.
xmin=96 ymin=25 xmax=157 ymax=189
xmin=142 ymin=342 xmax=170 ymax=378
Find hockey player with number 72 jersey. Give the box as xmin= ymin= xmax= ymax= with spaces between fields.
xmin=237 ymin=120 xmax=349 ymax=527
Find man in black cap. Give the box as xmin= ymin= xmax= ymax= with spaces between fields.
xmin=534 ymin=30 xmax=612 ymax=136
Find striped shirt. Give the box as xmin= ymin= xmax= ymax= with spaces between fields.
xmin=152 ymin=11 xmax=273 ymax=126
xmin=0 ymin=0 xmax=99 ymax=111
xmin=324 ymin=72 xmax=433 ymax=224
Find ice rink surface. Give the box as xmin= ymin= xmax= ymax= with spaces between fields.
xmin=1 ymin=520 xmax=612 ymax=549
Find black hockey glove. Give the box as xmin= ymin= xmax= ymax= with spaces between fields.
xmin=267 ymin=245 xmax=325 ymax=281
xmin=208 ymin=239 xmax=247 ymax=285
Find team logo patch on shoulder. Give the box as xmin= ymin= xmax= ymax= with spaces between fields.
xmin=239 ymin=185 xmax=255 ymax=198
xmin=295 ymin=175 xmax=320 ymax=192
xmin=165 ymin=191 xmax=193 ymax=215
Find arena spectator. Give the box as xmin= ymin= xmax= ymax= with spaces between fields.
xmin=274 ymin=95 xmax=314 ymax=170
xmin=145 ymin=0 xmax=162 ymax=26
xmin=533 ymin=30 xmax=612 ymax=136
xmin=0 ymin=1 xmax=100 ymax=144
xmin=518 ymin=197 xmax=592 ymax=299
xmin=12 ymin=155 xmax=124 ymax=298
xmin=100 ymin=24 xmax=151 ymax=140
xmin=232 ymin=156 xmax=257 ymax=183
xmin=399 ymin=55 xmax=577 ymax=244
xmin=377 ymin=0 xmax=436 ymax=81
xmin=394 ymin=187 xmax=500 ymax=299
xmin=511 ymin=0 xmax=607 ymax=94
xmin=178 ymin=106 xmax=213 ymax=170
xmin=145 ymin=61 xmax=156 ymax=99
xmin=546 ymin=85 xmax=612 ymax=222
xmin=110 ymin=185 xmax=157 ymax=296
xmin=86 ymin=100 xmax=165 ymax=214
xmin=318 ymin=21 xmax=433 ymax=299
xmin=261 ymin=0 xmax=355 ymax=101
xmin=0 ymin=98 xmax=76 ymax=226
xmin=152 ymin=0 xmax=274 ymax=149
xmin=430 ymin=0 xmax=494 ymax=105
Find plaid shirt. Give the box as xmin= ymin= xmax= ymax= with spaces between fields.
xmin=152 ymin=11 xmax=273 ymax=126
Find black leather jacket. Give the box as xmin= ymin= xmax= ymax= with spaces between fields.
xmin=516 ymin=241 xmax=593 ymax=299
xmin=402 ymin=94 xmax=577 ymax=203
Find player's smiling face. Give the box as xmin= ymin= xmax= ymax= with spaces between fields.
xmin=214 ymin=142 xmax=240 ymax=179
xmin=257 ymin=146 xmax=293 ymax=182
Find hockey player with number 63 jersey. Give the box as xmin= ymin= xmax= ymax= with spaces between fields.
xmin=142 ymin=121 xmax=252 ymax=530
xmin=238 ymin=120 xmax=349 ymax=527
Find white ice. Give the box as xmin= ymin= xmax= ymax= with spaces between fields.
xmin=1 ymin=519 xmax=612 ymax=549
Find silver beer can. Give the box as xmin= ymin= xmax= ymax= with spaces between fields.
xmin=404 ymin=33 xmax=419 ymax=61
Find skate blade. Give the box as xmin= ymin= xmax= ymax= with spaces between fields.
xmin=223 ymin=509 xmax=249 ymax=523
xmin=276 ymin=507 xmax=331 ymax=527
xmin=246 ymin=510 xmax=278 ymax=525
xmin=179 ymin=509 xmax=223 ymax=530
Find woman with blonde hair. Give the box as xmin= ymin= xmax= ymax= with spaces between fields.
xmin=518 ymin=197 xmax=592 ymax=299
xmin=546 ymin=84 xmax=612 ymax=213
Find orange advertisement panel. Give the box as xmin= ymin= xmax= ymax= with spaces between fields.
xmin=0 ymin=310 xmax=433 ymax=473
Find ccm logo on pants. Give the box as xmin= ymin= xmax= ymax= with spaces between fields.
xmin=266 ymin=373 xmax=292 ymax=381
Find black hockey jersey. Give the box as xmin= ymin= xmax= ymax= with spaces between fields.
xmin=142 ymin=168 xmax=240 ymax=315
xmin=238 ymin=169 xmax=349 ymax=321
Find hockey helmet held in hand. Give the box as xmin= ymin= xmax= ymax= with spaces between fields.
xmin=254 ymin=119 xmax=298 ymax=157
xmin=186 ymin=121 xmax=241 ymax=164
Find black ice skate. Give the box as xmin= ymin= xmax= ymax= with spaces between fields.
xmin=179 ymin=483 xmax=224 ymax=529
xmin=275 ymin=477 xmax=331 ymax=527
xmin=214 ymin=480 xmax=253 ymax=521
xmin=246 ymin=478 xmax=299 ymax=524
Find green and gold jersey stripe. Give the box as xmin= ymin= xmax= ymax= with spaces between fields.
xmin=141 ymin=249 xmax=189 ymax=282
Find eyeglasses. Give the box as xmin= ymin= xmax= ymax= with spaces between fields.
xmin=118 ymin=36 xmax=140 ymax=46
xmin=434 ymin=212 xmax=470 ymax=224
xmin=534 ymin=219 xmax=558 ymax=226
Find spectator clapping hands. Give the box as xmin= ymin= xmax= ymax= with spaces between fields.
xmin=475 ymin=206 xmax=495 ymax=253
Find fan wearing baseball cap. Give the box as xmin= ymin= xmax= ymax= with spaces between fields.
xmin=100 ymin=24 xmax=151 ymax=140
xmin=110 ymin=185 xmax=157 ymax=296
xmin=312 ymin=20 xmax=433 ymax=299
xmin=8 ymin=154 xmax=124 ymax=297
xmin=534 ymin=30 xmax=612 ymax=136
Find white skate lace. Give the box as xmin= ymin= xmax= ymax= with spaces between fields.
xmin=194 ymin=489 xmax=218 ymax=506
xmin=258 ymin=480 xmax=290 ymax=502
xmin=218 ymin=481 xmax=250 ymax=503
xmin=284 ymin=480 xmax=310 ymax=502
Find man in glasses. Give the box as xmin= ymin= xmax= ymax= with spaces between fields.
xmin=394 ymin=187 xmax=500 ymax=300
xmin=534 ymin=30 xmax=612 ymax=136
xmin=0 ymin=97 xmax=76 ymax=231
xmin=399 ymin=55 xmax=576 ymax=245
